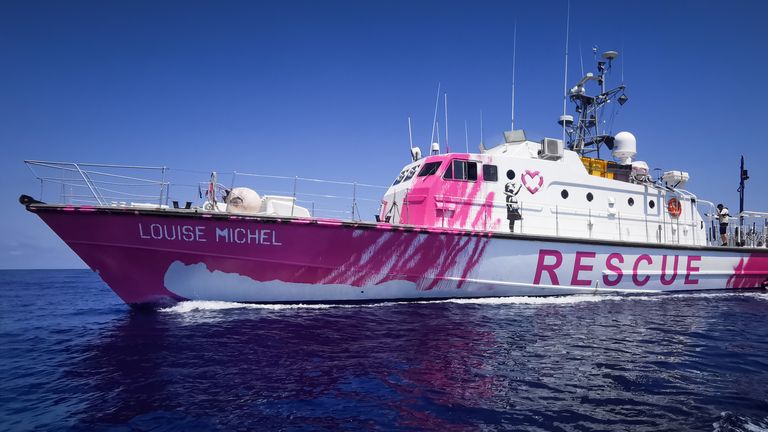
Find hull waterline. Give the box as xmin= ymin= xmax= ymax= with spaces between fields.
xmin=28 ymin=204 xmax=768 ymax=306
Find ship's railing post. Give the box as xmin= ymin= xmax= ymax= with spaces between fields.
xmin=59 ymin=167 xmax=65 ymax=203
xmin=555 ymin=205 xmax=559 ymax=236
xmin=520 ymin=201 xmax=524 ymax=234
xmin=159 ymin=166 xmax=167 ymax=206
xmin=291 ymin=176 xmax=297 ymax=217
xmin=351 ymin=182 xmax=358 ymax=221
xmin=73 ymin=163 xmax=104 ymax=205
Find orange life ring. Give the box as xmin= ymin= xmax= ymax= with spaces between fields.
xmin=667 ymin=198 xmax=682 ymax=218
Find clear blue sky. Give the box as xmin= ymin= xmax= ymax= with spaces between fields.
xmin=2 ymin=0 xmax=767 ymax=269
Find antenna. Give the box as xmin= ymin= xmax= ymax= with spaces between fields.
xmin=511 ymin=21 xmax=517 ymax=131
xmin=436 ymin=120 xmax=441 ymax=150
xmin=408 ymin=117 xmax=413 ymax=150
xmin=464 ymin=120 xmax=469 ymax=153
xmin=480 ymin=110 xmax=485 ymax=148
xmin=621 ymin=42 xmax=625 ymax=84
xmin=561 ymin=0 xmax=570 ymax=143
xmin=579 ymin=40 xmax=584 ymax=77
xmin=444 ymin=93 xmax=450 ymax=153
xmin=739 ymin=155 xmax=749 ymax=225
xmin=430 ymin=83 xmax=441 ymax=144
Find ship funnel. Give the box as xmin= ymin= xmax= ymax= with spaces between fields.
xmin=612 ymin=131 xmax=637 ymax=164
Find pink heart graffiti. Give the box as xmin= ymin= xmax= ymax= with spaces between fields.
xmin=521 ymin=170 xmax=544 ymax=194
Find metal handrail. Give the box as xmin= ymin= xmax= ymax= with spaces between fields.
xmin=24 ymin=160 xmax=386 ymax=221
xmin=233 ymin=171 xmax=387 ymax=189
xmin=25 ymin=160 xmax=766 ymax=247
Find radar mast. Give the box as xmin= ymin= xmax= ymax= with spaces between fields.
xmin=560 ymin=50 xmax=629 ymax=158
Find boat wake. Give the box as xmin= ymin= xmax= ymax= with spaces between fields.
xmin=160 ymin=300 xmax=346 ymax=313
xmin=161 ymin=290 xmax=768 ymax=314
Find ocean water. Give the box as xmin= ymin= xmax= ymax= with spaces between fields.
xmin=1 ymin=270 xmax=768 ymax=431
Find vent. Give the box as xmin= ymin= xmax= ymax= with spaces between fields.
xmin=540 ymin=138 xmax=564 ymax=160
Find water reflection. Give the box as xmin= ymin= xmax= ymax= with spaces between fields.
xmin=63 ymin=293 xmax=768 ymax=431
xmin=68 ymin=303 xmax=503 ymax=430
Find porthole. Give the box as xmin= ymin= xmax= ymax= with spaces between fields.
xmin=586 ymin=192 xmax=594 ymax=202
xmin=628 ymin=197 xmax=635 ymax=206
xmin=649 ymin=200 xmax=656 ymax=209
xmin=506 ymin=170 xmax=516 ymax=180
xmin=561 ymin=189 xmax=569 ymax=199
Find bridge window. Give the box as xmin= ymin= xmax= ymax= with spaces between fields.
xmin=417 ymin=162 xmax=442 ymax=177
xmin=403 ymin=165 xmax=419 ymax=181
xmin=483 ymin=164 xmax=498 ymax=182
xmin=467 ymin=162 xmax=477 ymax=180
xmin=392 ymin=169 xmax=407 ymax=185
xmin=444 ymin=160 xmax=478 ymax=181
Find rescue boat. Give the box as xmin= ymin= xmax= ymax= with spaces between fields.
xmin=20 ymin=51 xmax=768 ymax=306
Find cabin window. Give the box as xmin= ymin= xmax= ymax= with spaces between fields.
xmin=561 ymin=189 xmax=569 ymax=199
xmin=403 ymin=166 xmax=419 ymax=181
xmin=418 ymin=162 xmax=441 ymax=177
xmin=506 ymin=170 xmax=516 ymax=180
xmin=444 ymin=160 xmax=478 ymax=181
xmin=454 ymin=160 xmax=465 ymax=179
xmin=649 ymin=200 xmax=656 ymax=209
xmin=392 ymin=169 xmax=407 ymax=186
xmin=483 ymin=164 xmax=498 ymax=182
xmin=443 ymin=163 xmax=453 ymax=179
xmin=628 ymin=197 xmax=635 ymax=206
xmin=586 ymin=192 xmax=594 ymax=202
xmin=467 ymin=162 xmax=478 ymax=180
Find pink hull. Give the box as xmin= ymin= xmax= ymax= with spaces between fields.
xmin=30 ymin=205 xmax=768 ymax=305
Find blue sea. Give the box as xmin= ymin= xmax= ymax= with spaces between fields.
xmin=1 ymin=270 xmax=768 ymax=431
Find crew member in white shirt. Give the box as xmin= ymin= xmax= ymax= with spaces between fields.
xmin=717 ymin=204 xmax=730 ymax=246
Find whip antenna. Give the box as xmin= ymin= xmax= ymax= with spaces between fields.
xmin=511 ymin=21 xmax=517 ymax=132
xmin=408 ymin=117 xmax=413 ymax=150
xmin=479 ymin=110 xmax=485 ymax=152
xmin=430 ymin=83 xmax=441 ymax=144
xmin=561 ymin=0 xmax=570 ymax=143
xmin=464 ymin=120 xmax=469 ymax=153
xmin=444 ymin=93 xmax=450 ymax=153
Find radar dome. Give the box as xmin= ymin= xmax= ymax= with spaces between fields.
xmin=226 ymin=187 xmax=262 ymax=214
xmin=612 ymin=131 xmax=637 ymax=164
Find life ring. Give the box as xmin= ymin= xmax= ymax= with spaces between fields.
xmin=667 ymin=197 xmax=682 ymax=218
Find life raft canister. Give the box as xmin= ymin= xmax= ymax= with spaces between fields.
xmin=667 ymin=197 xmax=682 ymax=218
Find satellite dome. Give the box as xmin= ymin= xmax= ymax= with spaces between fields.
xmin=226 ymin=187 xmax=262 ymax=214
xmin=612 ymin=131 xmax=637 ymax=164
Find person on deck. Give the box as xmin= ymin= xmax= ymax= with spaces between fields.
xmin=504 ymin=170 xmax=523 ymax=233
xmin=717 ymin=204 xmax=730 ymax=246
